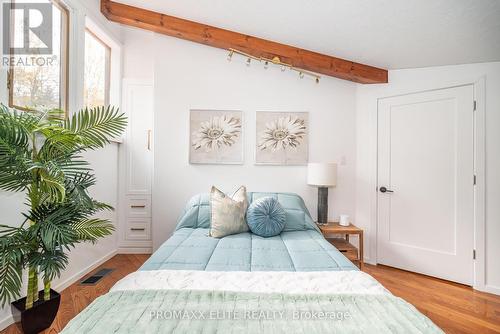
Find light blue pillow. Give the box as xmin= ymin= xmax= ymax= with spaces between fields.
xmin=246 ymin=197 xmax=286 ymax=237
xmin=176 ymin=192 xmax=320 ymax=233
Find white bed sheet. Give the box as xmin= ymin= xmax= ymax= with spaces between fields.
xmin=111 ymin=270 xmax=389 ymax=295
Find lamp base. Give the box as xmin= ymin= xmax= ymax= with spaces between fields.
xmin=317 ymin=187 xmax=328 ymax=225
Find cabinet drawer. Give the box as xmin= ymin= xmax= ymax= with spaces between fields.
xmin=126 ymin=219 xmax=151 ymax=240
xmin=126 ymin=197 xmax=151 ymax=218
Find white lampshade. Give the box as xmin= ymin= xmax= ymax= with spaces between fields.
xmin=307 ymin=163 xmax=337 ymax=187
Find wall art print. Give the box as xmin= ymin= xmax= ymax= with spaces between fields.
xmin=255 ymin=111 xmax=309 ymax=165
xmin=189 ymin=109 xmax=243 ymax=164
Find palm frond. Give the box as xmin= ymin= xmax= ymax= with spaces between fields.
xmin=65 ymin=172 xmax=96 ymax=206
xmin=64 ymin=106 xmax=127 ymax=148
xmin=37 ymin=143 xmax=91 ymax=179
xmin=26 ymin=202 xmax=81 ymax=227
xmin=36 ymin=218 xmax=76 ymax=251
xmin=0 ymin=104 xmax=43 ymax=134
xmin=29 ymin=250 xmax=68 ymax=282
xmin=0 ymin=106 xmax=33 ymax=192
xmin=0 ymin=167 xmax=31 ymax=192
xmin=71 ymin=219 xmax=114 ymax=243
xmin=38 ymin=128 xmax=80 ymax=153
xmin=26 ymin=161 xmax=66 ymax=202
xmin=0 ymin=231 xmax=29 ymax=307
xmin=46 ymin=109 xmax=65 ymax=122
xmin=0 ymin=225 xmax=21 ymax=237
xmin=90 ymin=200 xmax=114 ymax=212
xmin=26 ymin=204 xmax=81 ymax=251
xmin=0 ymin=115 xmax=30 ymax=158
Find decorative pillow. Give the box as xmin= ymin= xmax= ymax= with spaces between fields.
xmin=209 ymin=186 xmax=249 ymax=238
xmin=246 ymin=197 xmax=286 ymax=237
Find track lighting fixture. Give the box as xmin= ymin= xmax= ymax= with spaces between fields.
xmin=226 ymin=48 xmax=321 ymax=83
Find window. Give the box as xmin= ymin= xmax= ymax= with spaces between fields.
xmin=83 ymin=29 xmax=110 ymax=108
xmin=8 ymin=0 xmax=69 ymax=111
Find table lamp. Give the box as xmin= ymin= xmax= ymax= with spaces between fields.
xmin=307 ymin=163 xmax=337 ymax=225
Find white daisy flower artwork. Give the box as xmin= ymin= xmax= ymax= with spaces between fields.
xmin=256 ymin=111 xmax=309 ymax=165
xmin=190 ymin=110 xmax=243 ymax=164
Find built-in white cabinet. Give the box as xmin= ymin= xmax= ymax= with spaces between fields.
xmin=118 ymin=80 xmax=154 ymax=253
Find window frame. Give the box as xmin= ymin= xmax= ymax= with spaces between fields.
xmin=7 ymin=0 xmax=70 ymax=113
xmin=83 ymin=27 xmax=111 ymax=108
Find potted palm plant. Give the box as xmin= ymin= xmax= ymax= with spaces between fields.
xmin=0 ymin=104 xmax=127 ymax=334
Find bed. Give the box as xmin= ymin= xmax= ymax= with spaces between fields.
xmin=62 ymin=192 xmax=442 ymax=333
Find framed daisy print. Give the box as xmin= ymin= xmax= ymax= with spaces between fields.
xmin=255 ymin=111 xmax=309 ymax=165
xmin=189 ymin=109 xmax=243 ymax=164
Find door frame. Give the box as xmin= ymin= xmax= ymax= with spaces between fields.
xmin=370 ymin=78 xmax=486 ymax=291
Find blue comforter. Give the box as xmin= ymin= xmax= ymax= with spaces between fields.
xmin=141 ymin=192 xmax=358 ymax=272
xmin=141 ymin=228 xmax=357 ymax=271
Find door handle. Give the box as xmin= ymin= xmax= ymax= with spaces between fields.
xmin=147 ymin=129 xmax=152 ymax=151
xmin=379 ymin=186 xmax=394 ymax=193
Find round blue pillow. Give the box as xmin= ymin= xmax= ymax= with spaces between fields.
xmin=247 ymin=197 xmax=286 ymax=237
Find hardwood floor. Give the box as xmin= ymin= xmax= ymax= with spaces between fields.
xmin=363 ymin=264 xmax=500 ymax=334
xmin=1 ymin=254 xmax=149 ymax=334
xmin=1 ymin=255 xmax=499 ymax=333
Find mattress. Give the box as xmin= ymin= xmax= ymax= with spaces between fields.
xmin=140 ymin=227 xmax=358 ymax=271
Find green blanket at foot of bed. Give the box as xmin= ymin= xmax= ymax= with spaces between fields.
xmin=61 ymin=289 xmax=443 ymax=334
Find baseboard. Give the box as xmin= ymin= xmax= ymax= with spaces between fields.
xmin=363 ymin=257 xmax=377 ymax=266
xmin=117 ymin=247 xmax=152 ymax=254
xmin=0 ymin=313 xmax=15 ymax=331
xmin=55 ymin=249 xmax=118 ymax=291
xmin=480 ymin=284 xmax=500 ymax=296
xmin=0 ymin=249 xmax=118 ymax=331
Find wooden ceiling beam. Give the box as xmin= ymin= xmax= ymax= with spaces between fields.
xmin=101 ymin=0 xmax=388 ymax=84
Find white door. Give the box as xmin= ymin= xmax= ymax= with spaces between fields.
xmin=124 ymin=81 xmax=154 ymax=195
xmin=377 ymin=85 xmax=475 ymax=285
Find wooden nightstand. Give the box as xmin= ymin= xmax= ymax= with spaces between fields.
xmin=317 ymin=222 xmax=364 ymax=269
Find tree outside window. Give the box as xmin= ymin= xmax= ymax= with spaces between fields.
xmin=8 ymin=0 xmax=69 ymax=111
xmin=83 ymin=29 xmax=110 ymax=108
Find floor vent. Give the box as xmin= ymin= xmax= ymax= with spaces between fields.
xmin=80 ymin=268 xmax=114 ymax=285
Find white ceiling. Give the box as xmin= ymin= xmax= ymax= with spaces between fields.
xmin=118 ymin=0 xmax=500 ymax=70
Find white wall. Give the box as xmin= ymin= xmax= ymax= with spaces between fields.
xmin=355 ymin=62 xmax=500 ymax=294
xmin=0 ymin=0 xmax=123 ymax=329
xmin=122 ymin=27 xmax=155 ymax=80
xmin=136 ymin=33 xmax=358 ymax=249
